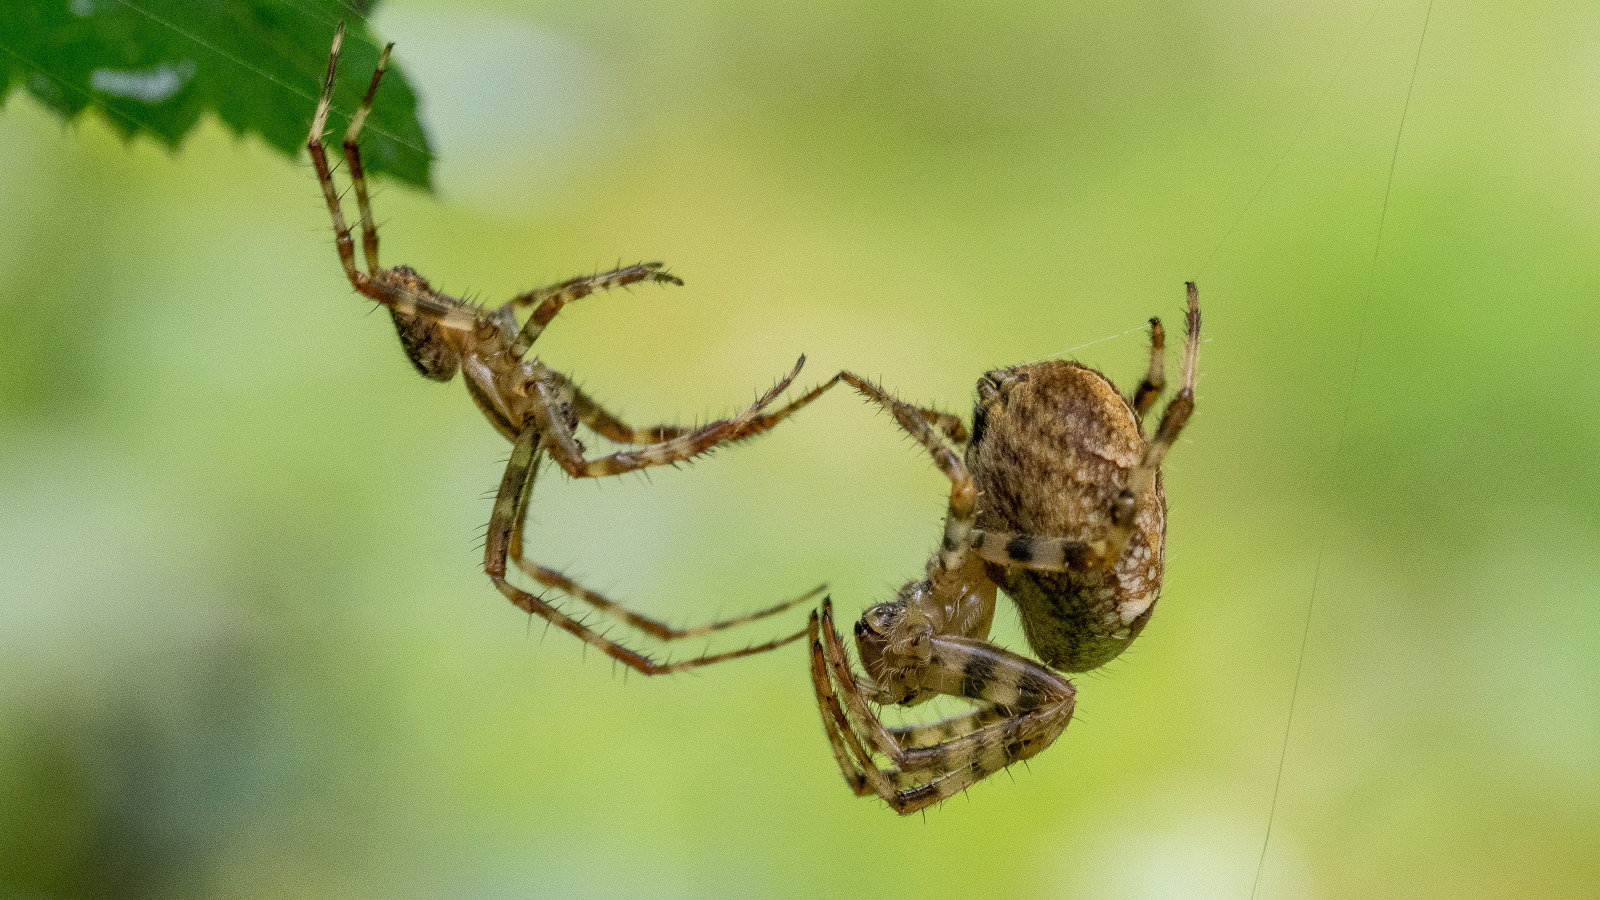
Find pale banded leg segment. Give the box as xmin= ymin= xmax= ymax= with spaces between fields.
xmin=486 ymin=426 xmax=807 ymax=674
xmin=969 ymin=528 xmax=1104 ymax=572
xmin=780 ymin=372 xmax=969 ymax=444
xmin=1104 ymin=282 xmax=1201 ymax=562
xmin=533 ymin=356 xmax=806 ymax=478
xmin=510 ymin=552 xmax=824 ymax=642
xmin=341 ymin=39 xmax=389 ymax=274
xmin=1131 ymin=316 xmax=1165 ymax=421
xmin=809 ymin=600 xmax=1076 ymax=814
xmin=545 ymin=360 xmax=850 ymax=449
xmin=543 ymin=371 xmax=699 ymax=445
xmin=503 ymin=430 xmax=821 ymax=640
xmin=509 ymin=263 xmax=685 ymax=357
xmin=828 ymin=373 xmax=977 ymax=578
xmin=309 ymin=25 xmax=485 ymax=333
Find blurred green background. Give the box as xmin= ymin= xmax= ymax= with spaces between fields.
xmin=3 ymin=1 xmax=1597 ymax=898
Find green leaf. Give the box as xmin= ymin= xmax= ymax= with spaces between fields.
xmin=0 ymin=0 xmax=431 ymax=189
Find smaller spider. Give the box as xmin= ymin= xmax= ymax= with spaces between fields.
xmin=308 ymin=24 xmax=825 ymax=673
xmin=806 ymin=285 xmax=1201 ymax=813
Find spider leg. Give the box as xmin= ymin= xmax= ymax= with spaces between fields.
xmin=485 ymin=426 xmax=806 ymax=674
xmin=1102 ymin=282 xmax=1200 ymax=564
xmin=810 ymin=600 xmax=1075 ymax=814
xmin=340 ymin=39 xmax=390 ymax=273
xmin=889 ymin=704 xmax=1007 ymax=749
xmin=309 ymin=27 xmax=483 ymax=332
xmin=835 ymin=372 xmax=976 ymax=578
xmin=506 ymin=263 xmax=684 ymax=357
xmin=1131 ymin=315 xmax=1166 ymax=423
xmin=533 ymin=356 xmax=808 ymax=478
xmin=502 ymin=440 xmax=821 ymax=639
xmin=807 ymin=613 xmax=884 ymax=797
xmin=543 ymin=369 xmax=704 ymax=445
xmin=968 ymin=528 xmax=1102 ymax=572
xmin=544 ymin=364 xmax=860 ymax=448
xmin=781 ymin=372 xmax=969 ymax=444
xmin=308 ymin=25 xmax=367 ymax=286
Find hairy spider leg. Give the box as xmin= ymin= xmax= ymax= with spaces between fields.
xmin=485 ymin=426 xmax=807 ymax=674
xmin=340 ymin=38 xmax=388 ymax=273
xmin=558 ymin=366 xmax=970 ymax=453
xmin=807 ymin=626 xmax=880 ymax=797
xmin=835 ymin=373 xmax=977 ymax=579
xmin=965 ymin=528 xmax=1098 ymax=572
xmin=1131 ymin=315 xmax=1166 ymax=422
xmin=771 ymin=372 xmax=970 ymax=445
xmin=545 ymin=365 xmax=825 ymax=448
xmin=493 ymin=359 xmax=816 ymax=661
xmin=1102 ymin=282 xmax=1201 ymax=563
xmin=530 ymin=356 xmax=805 ymax=478
xmin=509 ymin=554 xmax=825 ymax=642
xmin=309 ymin=25 xmax=481 ymax=333
xmin=500 ymin=424 xmax=823 ymax=642
xmin=501 ymin=402 xmax=824 ymax=640
xmin=809 ymin=600 xmax=1076 ymax=814
xmin=508 ymin=263 xmax=685 ymax=357
xmin=543 ymin=370 xmax=701 ymax=445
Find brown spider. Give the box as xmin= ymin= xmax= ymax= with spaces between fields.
xmin=806 ymin=284 xmax=1201 ymax=813
xmin=307 ymin=25 xmax=827 ymax=673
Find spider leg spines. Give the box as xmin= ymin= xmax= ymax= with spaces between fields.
xmin=836 ymin=371 xmax=977 ymax=578
xmin=811 ymin=597 xmax=1076 ymax=814
xmin=509 ymin=263 xmax=686 ymax=357
xmin=486 ymin=426 xmax=809 ymax=675
xmin=309 ymin=23 xmax=343 ymax=145
xmin=809 ymin=608 xmax=903 ymax=797
xmin=536 ymin=356 xmax=807 ymax=479
xmin=545 ymin=369 xmax=700 ymax=445
xmin=341 ymin=42 xmax=390 ymax=273
xmin=510 ymin=553 xmax=825 ymax=642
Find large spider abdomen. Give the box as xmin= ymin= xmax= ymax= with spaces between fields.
xmin=968 ymin=360 xmax=1166 ymax=672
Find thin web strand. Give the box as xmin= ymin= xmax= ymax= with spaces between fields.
xmin=1249 ymin=2 xmax=1433 ymax=897
xmin=1200 ymin=0 xmax=1390 ymax=280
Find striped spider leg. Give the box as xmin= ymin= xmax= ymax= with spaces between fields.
xmin=809 ymin=285 xmax=1201 ymax=813
xmin=308 ymin=25 xmax=833 ymax=673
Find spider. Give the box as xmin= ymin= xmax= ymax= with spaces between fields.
xmin=806 ymin=284 xmax=1201 ymax=813
xmin=307 ymin=24 xmax=826 ymax=674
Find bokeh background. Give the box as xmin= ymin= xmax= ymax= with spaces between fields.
xmin=3 ymin=2 xmax=1597 ymax=898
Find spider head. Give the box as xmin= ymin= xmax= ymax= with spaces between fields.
xmin=971 ymin=367 xmax=1028 ymax=449
xmin=855 ymin=590 xmax=938 ymax=707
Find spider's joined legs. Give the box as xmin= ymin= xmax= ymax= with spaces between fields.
xmin=809 ymin=599 xmax=1076 ymax=813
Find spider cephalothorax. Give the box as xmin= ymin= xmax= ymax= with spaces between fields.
xmin=308 ymin=25 xmax=829 ymax=673
xmin=807 ymin=284 xmax=1201 ymax=813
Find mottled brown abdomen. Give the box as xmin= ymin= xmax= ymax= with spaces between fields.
xmin=968 ymin=361 xmax=1166 ymax=671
